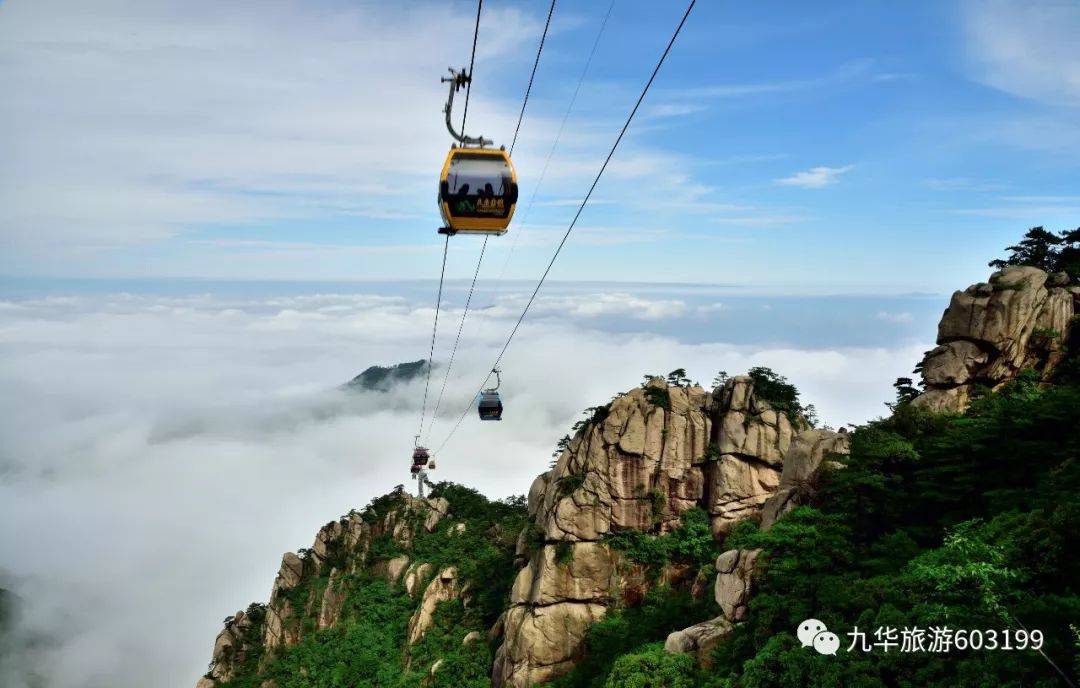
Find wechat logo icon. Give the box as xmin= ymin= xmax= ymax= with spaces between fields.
xmin=797 ymin=618 xmax=839 ymax=656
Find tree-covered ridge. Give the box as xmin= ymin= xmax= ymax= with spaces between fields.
xmin=344 ymin=360 xmax=429 ymax=393
xmin=209 ymin=484 xmax=527 ymax=688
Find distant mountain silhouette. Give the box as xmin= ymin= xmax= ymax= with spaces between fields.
xmin=344 ymin=360 xmax=428 ymax=392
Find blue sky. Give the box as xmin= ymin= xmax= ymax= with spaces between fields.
xmin=1 ymin=0 xmax=1078 ymax=292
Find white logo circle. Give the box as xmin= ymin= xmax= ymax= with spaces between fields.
xmin=797 ymin=618 xmax=827 ymax=648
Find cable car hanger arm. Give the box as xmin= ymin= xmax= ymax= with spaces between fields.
xmin=442 ymin=68 xmax=492 ymax=147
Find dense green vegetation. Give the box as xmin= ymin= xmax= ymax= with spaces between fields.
xmin=222 ymin=368 xmax=1080 ymax=687
xmin=552 ymin=592 xmax=717 ymax=688
xmin=603 ymin=506 xmax=717 ymax=573
xmin=745 ymin=366 xmax=817 ymax=427
xmin=221 ymin=576 xmax=415 ymax=688
xmin=220 ymin=373 xmax=1080 ymax=688
xmin=219 ymin=579 xmax=487 ymax=688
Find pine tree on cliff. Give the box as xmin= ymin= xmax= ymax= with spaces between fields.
xmin=989 ymin=225 xmax=1080 ymax=279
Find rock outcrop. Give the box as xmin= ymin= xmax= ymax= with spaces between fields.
xmin=663 ymin=267 xmax=1080 ymax=671
xmin=198 ymin=373 xmax=853 ymax=688
xmin=407 ymin=566 xmax=461 ymax=645
xmin=760 ymin=429 xmax=850 ymax=529
xmin=201 ymin=607 xmax=264 ymax=685
xmin=914 ymin=266 xmax=1077 ymax=413
xmin=661 ymin=548 xmax=760 ymax=669
xmin=198 ymin=494 xmax=451 ymax=686
xmin=493 ymin=376 xmax=848 ymax=688
xmin=662 ymin=616 xmax=732 ymax=669
xmin=714 ymin=548 xmax=760 ymax=622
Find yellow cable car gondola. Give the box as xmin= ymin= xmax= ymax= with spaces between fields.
xmin=437 ymin=68 xmax=518 ymax=236
xmin=439 ymin=147 xmax=518 ymax=235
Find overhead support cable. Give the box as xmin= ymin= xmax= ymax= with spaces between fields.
xmin=425 ymin=235 xmax=488 ymax=441
xmin=460 ymin=0 xmax=483 ymax=133
xmin=425 ymin=0 xmax=557 ymax=442
xmin=509 ymin=0 xmax=557 ymax=156
xmin=417 ymin=233 xmax=450 ymax=442
xmin=434 ymin=0 xmax=697 ymax=455
xmin=415 ymin=0 xmax=483 ymax=447
xmin=484 ymin=0 xmax=615 ymax=308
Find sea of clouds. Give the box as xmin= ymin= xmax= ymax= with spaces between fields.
xmin=0 ymin=284 xmax=937 ymax=687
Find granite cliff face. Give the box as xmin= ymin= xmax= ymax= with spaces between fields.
xmin=492 ymin=377 xmax=846 ymax=687
xmin=198 ymin=494 xmax=453 ymax=687
xmin=913 ymin=266 xmax=1077 ymax=413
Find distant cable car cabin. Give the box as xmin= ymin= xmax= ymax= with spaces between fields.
xmin=437 ymin=68 xmax=518 ymax=236
xmin=412 ymin=446 xmax=430 ymax=466
xmin=477 ymin=368 xmax=503 ymax=421
xmin=478 ymin=390 xmax=503 ymax=420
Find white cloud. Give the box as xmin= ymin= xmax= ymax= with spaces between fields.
xmin=667 ymin=59 xmax=879 ymax=100
xmin=0 ymin=0 xmax=730 ymax=281
xmin=645 ymin=103 xmax=708 ymax=119
xmin=1000 ymin=195 xmax=1080 ymax=203
xmin=776 ymin=165 xmax=854 ymax=189
xmin=875 ymin=310 xmax=914 ymax=324
xmin=0 ymin=0 xmax=541 ymax=253
xmin=922 ymin=177 xmax=1006 ymax=192
xmin=0 ymin=286 xmax=929 ymax=687
xmin=960 ymin=0 xmax=1080 ymax=107
xmin=949 ymin=205 xmax=1080 ymax=219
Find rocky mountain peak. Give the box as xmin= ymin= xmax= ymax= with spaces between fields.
xmin=493 ymin=374 xmax=847 ymax=687
xmin=914 ymin=266 xmax=1077 ymax=412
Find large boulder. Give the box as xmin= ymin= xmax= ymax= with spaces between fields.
xmin=705 ymin=455 xmax=780 ymax=535
xmin=311 ymin=521 xmax=344 ymax=573
xmin=494 ymin=602 xmax=607 ymax=688
xmin=712 ymin=377 xmax=795 ymax=467
xmin=760 ymin=429 xmax=850 ymax=529
xmin=714 ymin=549 xmax=760 ymax=622
xmin=914 ymin=266 xmax=1075 ymax=413
xmin=403 ymin=562 xmax=433 ymax=598
xmin=664 ymin=548 xmax=762 ymax=667
xmin=663 ymin=616 xmax=733 ymax=669
xmin=387 ymin=555 xmax=410 ymax=584
xmin=204 ymin=610 xmax=258 ymax=683
xmin=511 ymin=542 xmax=619 ymax=605
xmin=263 ymin=552 xmax=307 ymax=650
